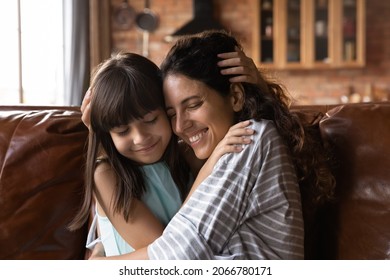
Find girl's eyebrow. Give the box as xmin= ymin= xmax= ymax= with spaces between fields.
xmin=165 ymin=95 xmax=201 ymax=111
xmin=111 ymin=124 xmax=128 ymax=131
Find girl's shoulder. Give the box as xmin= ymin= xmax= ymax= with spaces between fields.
xmin=96 ymin=155 xmax=108 ymax=164
xmin=94 ymin=157 xmax=113 ymax=177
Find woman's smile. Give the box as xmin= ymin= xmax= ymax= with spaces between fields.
xmin=188 ymin=129 xmax=208 ymax=144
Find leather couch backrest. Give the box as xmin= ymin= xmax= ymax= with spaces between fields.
xmin=0 ymin=106 xmax=88 ymax=259
xmin=319 ymin=102 xmax=390 ymax=259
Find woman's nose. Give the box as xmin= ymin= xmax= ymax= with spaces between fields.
xmin=174 ymin=111 xmax=191 ymax=134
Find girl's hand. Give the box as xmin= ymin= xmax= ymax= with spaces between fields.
xmin=80 ymin=88 xmax=92 ymax=129
xmin=88 ymin=242 xmax=105 ymax=260
xmin=218 ymin=47 xmax=261 ymax=85
xmin=208 ymin=120 xmax=254 ymax=164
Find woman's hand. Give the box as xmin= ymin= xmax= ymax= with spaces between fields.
xmin=218 ymin=47 xmax=261 ymax=86
xmin=80 ymin=88 xmax=92 ymax=129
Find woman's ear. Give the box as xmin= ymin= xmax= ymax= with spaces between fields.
xmin=229 ymin=83 xmax=245 ymax=112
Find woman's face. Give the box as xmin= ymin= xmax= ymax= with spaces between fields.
xmin=163 ymin=74 xmax=236 ymax=159
xmin=109 ymin=109 xmax=172 ymax=164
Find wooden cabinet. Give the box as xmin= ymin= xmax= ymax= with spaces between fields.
xmin=252 ymin=0 xmax=365 ymax=69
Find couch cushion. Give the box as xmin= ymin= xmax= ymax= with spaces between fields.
xmin=320 ymin=102 xmax=390 ymax=259
xmin=0 ymin=106 xmax=88 ymax=259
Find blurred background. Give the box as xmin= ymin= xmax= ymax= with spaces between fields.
xmin=0 ymin=0 xmax=389 ymax=106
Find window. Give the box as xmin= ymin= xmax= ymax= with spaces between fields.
xmin=0 ymin=0 xmax=64 ymax=105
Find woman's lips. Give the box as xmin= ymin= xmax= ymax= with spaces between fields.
xmin=188 ymin=128 xmax=208 ymax=144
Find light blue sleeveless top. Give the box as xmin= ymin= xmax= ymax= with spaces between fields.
xmin=86 ymin=161 xmax=183 ymax=256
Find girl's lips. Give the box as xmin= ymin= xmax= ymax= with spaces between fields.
xmin=135 ymin=141 xmax=158 ymax=153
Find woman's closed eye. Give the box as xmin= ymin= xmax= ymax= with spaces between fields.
xmin=166 ymin=109 xmax=176 ymax=120
xmin=166 ymin=102 xmax=202 ymax=120
xmin=187 ymin=101 xmax=203 ymax=110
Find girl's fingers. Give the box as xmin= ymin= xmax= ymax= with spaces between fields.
xmin=229 ymin=120 xmax=252 ymax=130
xmin=81 ymin=88 xmax=93 ymax=113
xmin=223 ymin=135 xmax=252 ymax=145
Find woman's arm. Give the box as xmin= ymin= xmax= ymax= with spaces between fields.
xmin=93 ymin=162 xmax=164 ymax=250
xmin=218 ymin=47 xmax=261 ymax=85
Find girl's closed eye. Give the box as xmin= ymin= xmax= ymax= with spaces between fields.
xmin=145 ymin=116 xmax=158 ymax=124
xmin=143 ymin=112 xmax=159 ymax=124
xmin=111 ymin=125 xmax=129 ymax=136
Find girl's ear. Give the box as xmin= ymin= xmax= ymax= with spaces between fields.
xmin=229 ymin=83 xmax=245 ymax=112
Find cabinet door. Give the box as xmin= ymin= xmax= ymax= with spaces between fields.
xmin=252 ymin=0 xmax=365 ymax=69
xmin=313 ymin=0 xmax=331 ymax=65
xmin=257 ymin=0 xmax=276 ymax=65
xmin=286 ymin=0 xmax=303 ymax=64
xmin=339 ymin=0 xmax=365 ymax=66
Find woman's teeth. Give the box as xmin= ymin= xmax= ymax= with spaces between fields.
xmin=189 ymin=131 xmax=205 ymax=143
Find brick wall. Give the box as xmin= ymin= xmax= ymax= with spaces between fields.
xmin=110 ymin=0 xmax=390 ymax=105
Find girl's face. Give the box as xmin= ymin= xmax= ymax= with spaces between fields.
xmin=109 ymin=109 xmax=172 ymax=164
xmin=163 ymin=74 xmax=236 ymax=160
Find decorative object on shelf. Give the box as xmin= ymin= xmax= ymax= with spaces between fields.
xmin=265 ymin=17 xmax=273 ymax=37
xmin=135 ymin=0 xmax=158 ymax=57
xmin=317 ymin=0 xmax=327 ymax=9
xmin=262 ymin=0 xmax=272 ymax=10
xmin=344 ymin=41 xmax=355 ymax=61
xmin=315 ymin=20 xmax=326 ymax=37
xmin=343 ymin=17 xmax=356 ymax=38
xmin=343 ymin=0 xmax=356 ymax=7
xmin=113 ymin=0 xmax=136 ymax=30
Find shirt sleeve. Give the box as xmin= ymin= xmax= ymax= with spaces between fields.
xmin=147 ymin=120 xmax=303 ymax=260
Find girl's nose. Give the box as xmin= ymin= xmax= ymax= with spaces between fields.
xmin=132 ymin=126 xmax=149 ymax=145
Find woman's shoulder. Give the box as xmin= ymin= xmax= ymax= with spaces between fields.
xmin=248 ymin=119 xmax=281 ymax=144
xmin=249 ymin=118 xmax=276 ymax=132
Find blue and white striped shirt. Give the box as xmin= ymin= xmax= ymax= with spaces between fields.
xmin=148 ymin=119 xmax=304 ymax=259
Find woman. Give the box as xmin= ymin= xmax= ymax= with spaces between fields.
xmin=90 ymin=30 xmax=334 ymax=260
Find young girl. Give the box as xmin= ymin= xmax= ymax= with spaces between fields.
xmin=69 ymin=52 xmax=258 ymax=256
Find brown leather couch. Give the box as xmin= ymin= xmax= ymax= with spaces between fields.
xmin=0 ymin=103 xmax=389 ymax=259
xmin=0 ymin=106 xmax=88 ymax=259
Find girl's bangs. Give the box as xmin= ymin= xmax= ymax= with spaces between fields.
xmin=94 ymin=70 xmax=163 ymax=131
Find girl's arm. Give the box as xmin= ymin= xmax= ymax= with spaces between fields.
xmin=89 ymin=243 xmax=148 ymax=260
xmin=93 ymin=162 xmax=164 ymax=250
xmin=183 ymin=120 xmax=254 ymax=204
